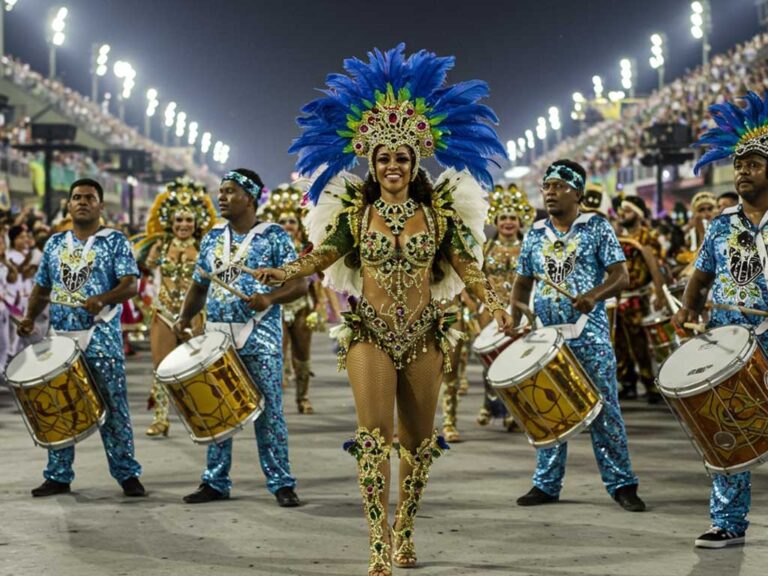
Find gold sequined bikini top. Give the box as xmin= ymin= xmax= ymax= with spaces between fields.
xmin=484 ymin=240 xmax=520 ymax=277
xmin=360 ymin=205 xmax=437 ymax=269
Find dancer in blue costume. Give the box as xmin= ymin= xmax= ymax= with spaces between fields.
xmin=511 ymin=159 xmax=646 ymax=512
xmin=676 ymin=91 xmax=768 ymax=548
xmin=18 ymin=178 xmax=145 ymax=498
xmin=175 ymin=168 xmax=307 ymax=507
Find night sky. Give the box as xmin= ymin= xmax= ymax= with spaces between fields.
xmin=4 ymin=0 xmax=761 ymax=186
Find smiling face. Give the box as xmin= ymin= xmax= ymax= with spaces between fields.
xmin=278 ymin=212 xmax=300 ymax=238
xmin=374 ymin=145 xmax=414 ymax=197
xmin=733 ymin=153 xmax=768 ymax=205
xmin=496 ymin=213 xmax=521 ymax=239
xmin=172 ymin=210 xmax=195 ymax=240
xmin=68 ymin=185 xmax=103 ymax=227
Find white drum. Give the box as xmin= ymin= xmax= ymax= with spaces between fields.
xmin=657 ymin=325 xmax=768 ymax=473
xmin=5 ymin=336 xmax=105 ymax=448
xmin=473 ymin=314 xmax=528 ymax=369
xmin=488 ymin=327 xmax=603 ymax=448
xmin=155 ymin=332 xmax=264 ymax=444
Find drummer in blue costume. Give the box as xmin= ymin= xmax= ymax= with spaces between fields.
xmin=510 ymin=159 xmax=646 ymax=512
xmin=175 ymin=168 xmax=307 ymax=506
xmin=676 ymin=91 xmax=768 ymax=548
xmin=18 ymin=178 xmax=145 ymax=498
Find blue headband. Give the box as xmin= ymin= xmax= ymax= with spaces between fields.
xmin=543 ymin=164 xmax=585 ymax=191
xmin=222 ymin=171 xmax=262 ymax=200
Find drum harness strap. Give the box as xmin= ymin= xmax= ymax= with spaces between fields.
xmin=533 ymin=212 xmax=595 ymax=340
xmin=206 ymin=222 xmax=274 ymax=349
xmin=52 ymin=229 xmax=121 ymax=351
xmin=738 ymin=206 xmax=768 ymax=335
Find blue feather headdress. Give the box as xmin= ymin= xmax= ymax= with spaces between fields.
xmin=694 ymin=91 xmax=768 ymax=174
xmin=289 ymin=43 xmax=506 ymax=204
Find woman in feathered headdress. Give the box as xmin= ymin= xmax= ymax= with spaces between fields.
xmin=252 ymin=44 xmax=512 ymax=576
xmin=138 ymin=177 xmax=216 ymax=437
xmin=469 ymin=184 xmax=534 ymax=431
xmin=260 ymin=183 xmax=325 ymax=415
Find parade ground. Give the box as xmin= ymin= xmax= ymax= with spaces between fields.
xmin=1 ymin=336 xmax=766 ymax=576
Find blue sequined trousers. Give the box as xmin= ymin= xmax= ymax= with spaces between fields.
xmin=710 ymin=473 xmax=751 ymax=533
xmin=532 ymin=343 xmax=638 ymax=497
xmin=201 ymin=353 xmax=295 ymax=495
xmin=44 ymin=356 xmax=142 ymax=484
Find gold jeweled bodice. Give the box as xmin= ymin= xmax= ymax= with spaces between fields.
xmin=359 ymin=203 xmax=437 ymax=336
xmin=483 ymin=238 xmax=520 ymax=303
xmin=157 ymin=237 xmax=197 ymax=314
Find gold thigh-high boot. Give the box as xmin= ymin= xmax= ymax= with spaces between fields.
xmin=441 ymin=380 xmax=460 ymax=442
xmin=146 ymin=379 xmax=169 ymax=437
xmin=345 ymin=427 xmax=392 ymax=576
xmin=294 ymin=359 xmax=314 ymax=414
xmin=393 ymin=430 xmax=449 ymax=567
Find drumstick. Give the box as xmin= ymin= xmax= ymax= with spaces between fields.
xmin=197 ymin=268 xmax=249 ymax=300
xmin=50 ymin=299 xmax=82 ymax=308
xmin=710 ymin=302 xmax=768 ymax=318
xmin=235 ymin=263 xmax=261 ymax=278
xmin=683 ymin=322 xmax=707 ymax=333
xmin=533 ymin=274 xmax=576 ymax=301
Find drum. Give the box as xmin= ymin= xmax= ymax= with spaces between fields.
xmin=155 ymin=331 xmax=264 ymax=444
xmin=657 ymin=325 xmax=768 ymax=474
xmin=472 ymin=315 xmax=528 ymax=369
xmin=5 ymin=336 xmax=105 ymax=449
xmin=488 ymin=327 xmax=604 ymax=448
xmin=641 ymin=312 xmax=683 ymax=366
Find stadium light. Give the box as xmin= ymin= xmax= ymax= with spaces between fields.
xmin=47 ymin=6 xmax=68 ymax=78
xmin=175 ymin=111 xmax=187 ymax=140
xmin=516 ymin=137 xmax=526 ymax=157
xmin=200 ymin=132 xmax=212 ymax=154
xmin=620 ymin=58 xmax=635 ymax=98
xmin=592 ymin=75 xmax=604 ymax=99
xmin=691 ymin=1 xmax=711 ymax=68
xmin=144 ymin=88 xmax=159 ymax=137
xmin=220 ymin=144 xmax=230 ymax=164
xmin=187 ymin=121 xmax=199 ymax=146
xmin=649 ymin=33 xmax=667 ymax=90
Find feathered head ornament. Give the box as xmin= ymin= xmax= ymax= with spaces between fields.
xmin=695 ymin=91 xmax=768 ymax=173
xmin=145 ymin=177 xmax=216 ymax=238
xmin=487 ymin=184 xmax=534 ymax=227
xmin=259 ymin=184 xmax=304 ymax=224
xmin=289 ymin=43 xmax=506 ymax=204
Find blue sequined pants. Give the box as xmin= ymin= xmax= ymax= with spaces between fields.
xmin=201 ymin=353 xmax=296 ymax=495
xmin=532 ymin=343 xmax=638 ymax=497
xmin=44 ymin=356 xmax=142 ymax=485
xmin=711 ymin=472 xmax=751 ymax=533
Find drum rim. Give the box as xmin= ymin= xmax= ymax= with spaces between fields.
xmin=186 ymin=399 xmax=265 ymax=444
xmin=4 ymin=336 xmax=81 ymax=387
xmin=640 ymin=313 xmax=672 ymax=327
xmin=704 ymin=452 xmax=768 ymax=475
xmin=525 ymin=397 xmax=605 ymax=449
xmin=657 ymin=325 xmax=757 ymax=397
xmin=488 ymin=327 xmax=563 ymax=388
xmin=155 ymin=332 xmax=232 ymax=382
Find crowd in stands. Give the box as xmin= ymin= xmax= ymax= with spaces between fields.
xmin=528 ymin=32 xmax=768 ymax=185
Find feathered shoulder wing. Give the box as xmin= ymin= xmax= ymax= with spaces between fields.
xmin=302 ymin=171 xmax=365 ymax=295
xmin=430 ymin=168 xmax=489 ymax=301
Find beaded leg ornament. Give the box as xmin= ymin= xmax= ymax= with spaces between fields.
xmin=393 ymin=430 xmax=450 ymax=567
xmin=441 ymin=380 xmax=460 ymax=442
xmin=294 ymin=359 xmax=314 ymax=414
xmin=343 ymin=427 xmax=393 ymax=576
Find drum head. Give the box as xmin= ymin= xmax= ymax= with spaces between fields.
xmin=658 ymin=325 xmax=754 ymax=395
xmin=488 ymin=327 xmax=560 ymax=386
xmin=5 ymin=336 xmax=79 ymax=386
xmin=156 ymin=331 xmax=230 ymax=381
xmin=473 ymin=315 xmax=528 ymax=353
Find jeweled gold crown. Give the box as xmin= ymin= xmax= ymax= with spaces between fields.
xmin=146 ymin=177 xmax=216 ymax=238
xmin=487 ymin=184 xmax=534 ymax=227
xmin=260 ymin=184 xmax=304 ymax=223
xmin=345 ymin=85 xmax=439 ymax=178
